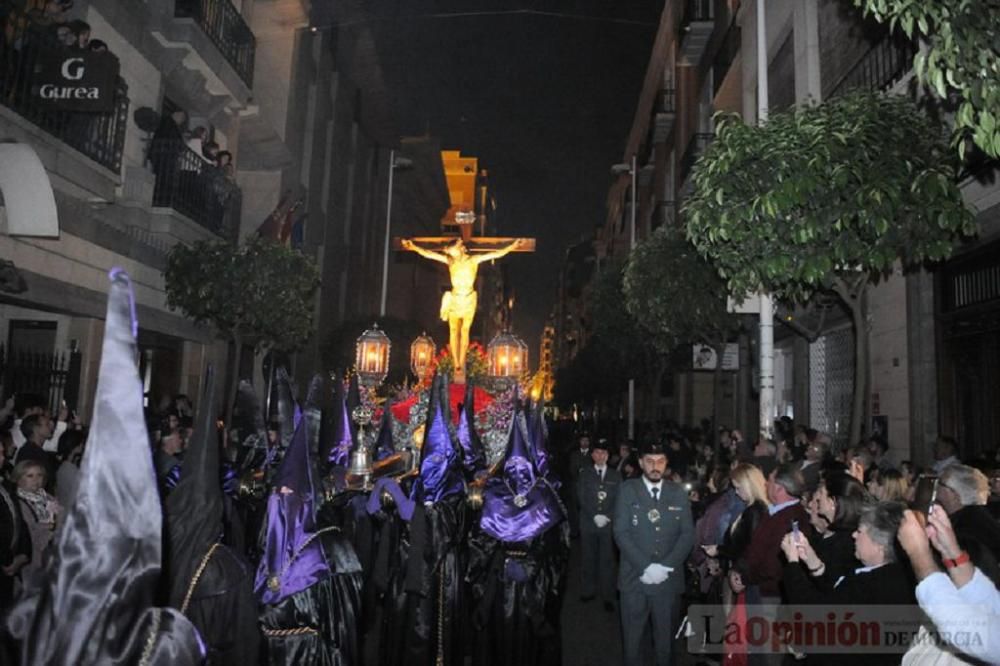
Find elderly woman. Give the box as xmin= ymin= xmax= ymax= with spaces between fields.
xmin=936 ymin=463 xmax=1000 ymax=585
xmin=13 ymin=460 xmax=61 ymax=578
xmin=780 ymin=501 xmax=915 ymax=665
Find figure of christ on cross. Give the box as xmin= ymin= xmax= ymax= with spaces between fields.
xmin=400 ymin=237 xmax=529 ymax=378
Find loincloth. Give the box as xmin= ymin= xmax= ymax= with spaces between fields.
xmin=440 ymin=290 xmax=477 ymax=322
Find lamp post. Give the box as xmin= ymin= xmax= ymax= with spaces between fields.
xmin=410 ymin=332 xmax=436 ymax=379
xmin=756 ymin=0 xmax=775 ymax=441
xmin=487 ymin=330 xmax=529 ymax=383
xmin=611 ymin=154 xmax=638 ymax=441
xmin=380 ymin=150 xmax=414 ymax=317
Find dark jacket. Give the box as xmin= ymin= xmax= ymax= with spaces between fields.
xmin=613 ymin=479 xmax=694 ymax=596
xmin=719 ymin=500 xmax=767 ymax=567
xmin=951 ymin=504 xmax=1000 ymax=585
xmin=810 ymin=529 xmax=861 ymax=583
xmin=743 ymin=502 xmax=811 ymax=597
xmin=578 ymin=465 xmax=622 ymax=532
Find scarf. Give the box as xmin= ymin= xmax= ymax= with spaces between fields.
xmin=17 ymin=487 xmax=55 ymax=525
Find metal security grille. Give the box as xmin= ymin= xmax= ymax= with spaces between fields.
xmin=809 ymin=328 xmax=854 ymax=449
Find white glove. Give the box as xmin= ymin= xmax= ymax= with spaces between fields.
xmin=593 ymin=514 xmax=611 ymax=528
xmin=640 ymin=563 xmax=673 ymax=585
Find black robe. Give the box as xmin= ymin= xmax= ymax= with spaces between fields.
xmin=377 ymin=494 xmax=468 ymax=666
xmin=466 ymin=521 xmax=569 ymax=666
xmin=258 ymin=529 xmax=363 ymax=666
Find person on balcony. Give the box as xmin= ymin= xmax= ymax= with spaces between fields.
xmin=150 ymin=109 xmax=188 ymax=207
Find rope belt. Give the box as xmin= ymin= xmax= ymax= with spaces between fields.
xmin=262 ymin=626 xmax=319 ymax=637
xmin=180 ymin=542 xmax=222 ymax=615
xmin=137 ymin=608 xmax=162 ymax=666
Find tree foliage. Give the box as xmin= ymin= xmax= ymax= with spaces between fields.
xmin=853 ymin=0 xmax=1000 ymax=159
xmin=684 ymin=91 xmax=975 ymax=303
xmin=589 ymin=260 xmax=654 ymax=373
xmin=684 ymin=90 xmax=975 ymax=444
xmin=623 ymin=225 xmax=739 ymax=351
xmin=165 ymin=235 xmax=320 ymax=353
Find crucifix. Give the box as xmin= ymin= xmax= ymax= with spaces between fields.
xmin=397 ymin=234 xmax=535 ymax=382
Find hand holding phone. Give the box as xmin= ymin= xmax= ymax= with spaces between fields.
xmin=792 ymin=520 xmax=801 ymax=544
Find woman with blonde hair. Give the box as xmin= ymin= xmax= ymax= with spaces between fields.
xmin=870 ymin=468 xmax=909 ymax=502
xmin=702 ymin=464 xmax=771 ymax=567
xmin=13 ymin=460 xmax=61 ymax=578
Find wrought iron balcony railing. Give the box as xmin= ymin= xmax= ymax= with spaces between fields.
xmin=679 ymin=0 xmax=714 ymax=35
xmin=149 ymin=138 xmax=241 ymax=240
xmin=661 ymin=87 xmax=676 ymax=114
xmin=175 ymin=0 xmax=256 ymax=87
xmin=0 ymin=32 xmax=129 ymax=173
xmin=826 ymin=32 xmax=916 ymax=99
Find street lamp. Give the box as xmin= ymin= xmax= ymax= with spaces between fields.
xmin=410 ymin=332 xmax=436 ymax=378
xmin=380 ymin=150 xmax=414 ymax=317
xmin=355 ymin=323 xmax=391 ymax=386
xmin=611 ymin=155 xmax=638 ymax=441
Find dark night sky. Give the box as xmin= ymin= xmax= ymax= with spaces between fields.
xmin=365 ymin=1 xmax=661 ymax=353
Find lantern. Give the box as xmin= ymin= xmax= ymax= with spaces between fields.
xmin=487 ymin=330 xmax=529 ymax=378
xmin=409 ymin=332 xmax=436 ymax=378
xmin=355 ymin=324 xmax=390 ymax=386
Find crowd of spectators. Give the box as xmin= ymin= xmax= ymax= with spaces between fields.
xmin=149 ymin=106 xmax=241 ymax=233
xmin=561 ymin=417 xmax=1000 ymax=664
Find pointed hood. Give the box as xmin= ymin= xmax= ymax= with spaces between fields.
xmin=411 ymin=374 xmax=464 ymax=504
xmin=165 ymin=364 xmax=222 ymax=608
xmin=480 ymin=409 xmax=564 ymax=542
xmin=6 ymin=269 xmax=203 ymax=664
xmin=274 ymin=367 xmax=298 ymax=448
xmin=327 ymin=373 xmax=353 ymax=467
xmin=234 ymin=378 xmax=267 ymax=450
xmin=254 ymin=390 xmax=329 ymax=605
xmin=375 ymin=401 xmax=396 ymax=461
xmin=527 ymin=399 xmax=554 ymax=483
xmin=303 ymin=374 xmax=324 ymax=457
xmin=456 ymin=379 xmax=487 ymax=476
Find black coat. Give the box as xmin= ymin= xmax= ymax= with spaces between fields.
xmin=719 ymin=501 xmax=767 ymax=567
xmin=951 ymin=504 xmax=1000 ymax=585
xmin=0 ymin=481 xmax=31 ymax=610
xmin=809 ymin=529 xmax=861 ymax=583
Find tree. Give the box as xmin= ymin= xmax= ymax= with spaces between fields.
xmin=164 ymin=235 xmax=320 ymax=422
xmin=684 ymin=91 xmax=976 ymax=446
xmin=852 ymin=0 xmax=1000 ymax=159
xmin=588 ymin=260 xmax=666 ymax=427
xmin=623 ymin=225 xmax=741 ymax=436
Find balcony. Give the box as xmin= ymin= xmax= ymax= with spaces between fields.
xmin=0 ymin=32 xmax=129 ymax=174
xmin=653 ymin=87 xmax=676 ymax=143
xmin=175 ymin=0 xmax=256 ymax=87
xmin=679 ymin=132 xmax=714 ymax=189
xmin=678 ymin=0 xmax=715 ymax=65
xmin=149 ymin=139 xmax=241 ymax=241
xmin=826 ymin=32 xmax=916 ymax=99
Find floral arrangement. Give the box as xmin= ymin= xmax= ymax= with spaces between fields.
xmin=421 ymin=341 xmax=489 ymax=386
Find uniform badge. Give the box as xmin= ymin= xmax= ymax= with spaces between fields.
xmin=597 ymin=490 xmax=607 ymax=501
xmin=648 ymin=508 xmax=661 ymax=524
xmin=514 ymin=494 xmax=528 ymax=508
xmin=631 ymin=515 xmax=639 ymax=527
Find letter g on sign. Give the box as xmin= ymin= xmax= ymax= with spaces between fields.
xmin=61 ymin=57 xmax=85 ymax=81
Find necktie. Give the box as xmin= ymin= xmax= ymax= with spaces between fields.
xmin=599 ymin=468 xmax=604 ymax=482
xmin=652 ymin=487 xmax=659 ymax=502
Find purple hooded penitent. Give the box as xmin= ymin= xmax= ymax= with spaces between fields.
xmin=327 ymin=374 xmax=353 ymax=467
xmin=255 ymin=375 xmax=329 ymax=605
xmin=480 ymin=411 xmax=564 ymax=543
xmin=456 ymin=379 xmax=487 ymax=477
xmin=411 ymin=374 xmax=465 ymax=504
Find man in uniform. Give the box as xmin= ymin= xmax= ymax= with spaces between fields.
xmin=578 ymin=438 xmax=621 ymax=611
xmin=614 ymin=441 xmax=694 ymax=666
xmin=565 ymin=433 xmax=592 ymax=538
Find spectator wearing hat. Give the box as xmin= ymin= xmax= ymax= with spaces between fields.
xmin=614 ymin=440 xmax=694 ymax=666
xmin=578 ymin=438 xmax=621 ymax=611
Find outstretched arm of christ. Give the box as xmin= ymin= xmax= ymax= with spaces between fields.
xmin=401 ymin=239 xmax=449 ymax=264
xmin=472 ymin=239 xmax=525 ymax=264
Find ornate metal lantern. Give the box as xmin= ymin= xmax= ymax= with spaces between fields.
xmin=409 ymin=332 xmax=436 ymax=378
xmin=487 ymin=330 xmax=528 ymax=378
xmin=355 ymin=324 xmax=390 ymax=386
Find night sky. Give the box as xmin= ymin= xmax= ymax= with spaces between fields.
xmin=366 ymin=1 xmax=661 ymax=351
